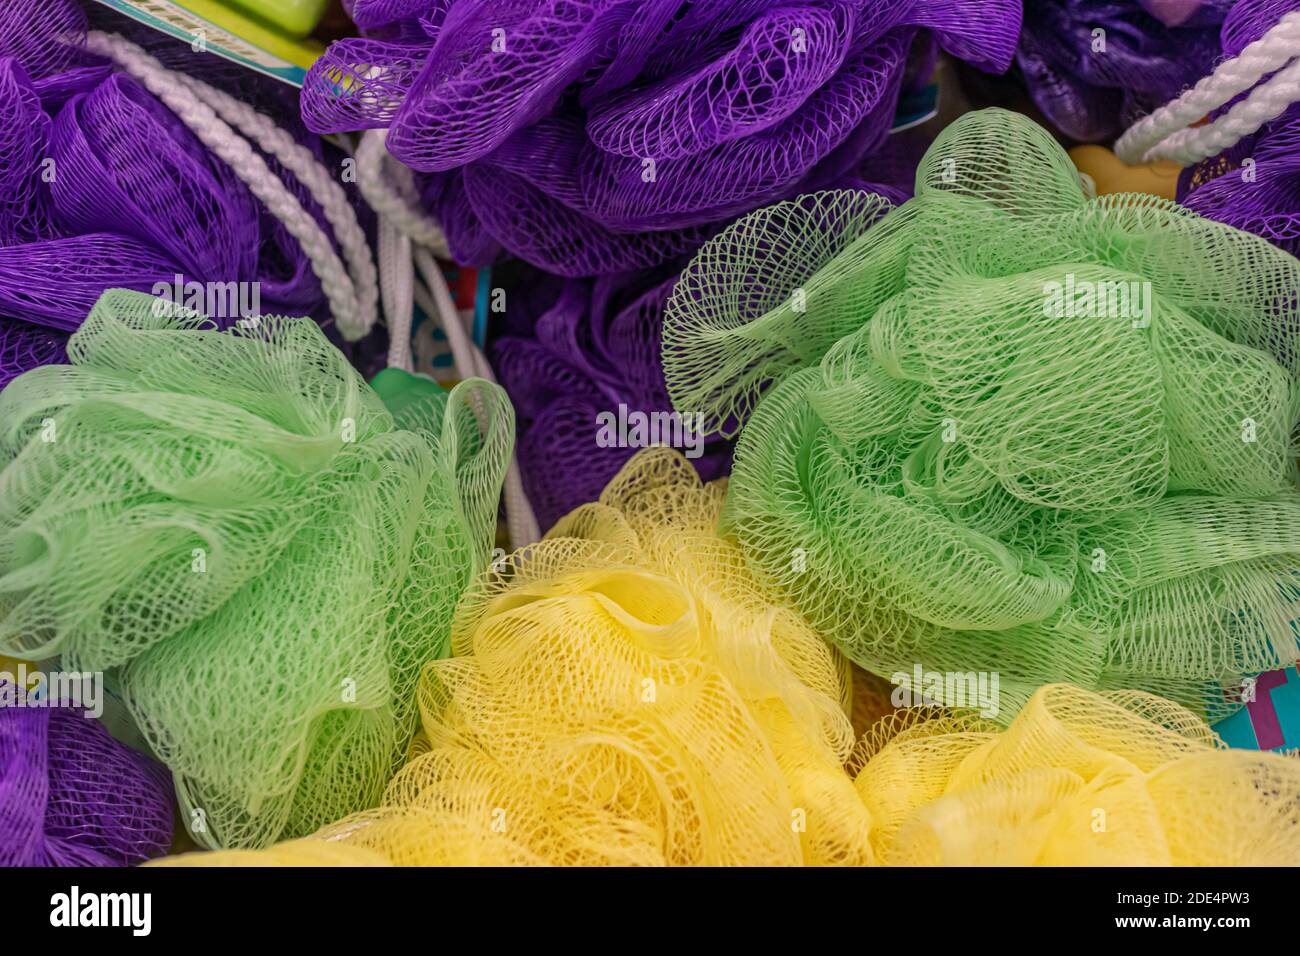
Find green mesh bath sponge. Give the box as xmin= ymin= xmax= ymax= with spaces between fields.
xmin=0 ymin=289 xmax=513 ymax=848
xmin=663 ymin=108 xmax=1300 ymax=723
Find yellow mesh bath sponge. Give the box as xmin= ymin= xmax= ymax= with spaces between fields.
xmin=857 ymin=683 xmax=1300 ymax=865
xmin=163 ymin=676 xmax=1300 ymax=866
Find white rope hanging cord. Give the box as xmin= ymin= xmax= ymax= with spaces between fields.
xmin=357 ymin=129 xmax=447 ymax=372
xmin=358 ymin=130 xmax=542 ymax=546
xmin=1115 ymin=10 xmax=1300 ymax=165
xmin=84 ymin=31 xmax=380 ymax=341
xmin=357 ymin=128 xmax=449 ymax=257
xmin=413 ymin=249 xmax=542 ymax=548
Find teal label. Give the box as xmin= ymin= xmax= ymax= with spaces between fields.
xmin=92 ymin=0 xmax=310 ymax=87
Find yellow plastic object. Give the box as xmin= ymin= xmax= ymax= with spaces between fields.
xmin=1070 ymin=144 xmax=1181 ymax=200
xmin=0 ymin=654 xmax=35 ymax=691
xmin=217 ymin=0 xmax=329 ymax=39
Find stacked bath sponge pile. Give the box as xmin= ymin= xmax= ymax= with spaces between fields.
xmin=166 ymin=448 xmax=873 ymax=866
xmin=157 ymin=451 xmax=1300 ymax=867
xmin=3 ymin=0 xmax=1300 ymax=872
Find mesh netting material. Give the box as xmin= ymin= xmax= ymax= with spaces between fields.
xmin=156 ymin=611 xmax=1300 ymax=864
xmin=303 ymin=0 xmax=1018 ymax=275
xmin=0 ymin=0 xmax=88 ymax=87
xmin=491 ymin=269 xmax=732 ymax=528
xmin=0 ymin=289 xmax=513 ymax=849
xmin=1 ymin=681 xmax=174 ymax=867
xmin=1176 ymin=2 xmax=1300 ymax=256
xmin=153 ymin=839 xmax=392 ymax=866
xmin=855 ymin=683 xmax=1300 ymax=865
xmin=348 ymin=0 xmax=452 ymax=32
xmin=0 ymin=316 xmax=66 ymax=390
xmin=1016 ymin=0 xmax=1232 ymax=143
xmin=0 ymin=59 xmax=53 ymax=247
xmin=662 ymin=108 xmax=1300 ymax=723
xmin=1220 ymin=0 xmax=1300 ymax=55
xmin=160 ymin=448 xmax=876 ymax=866
xmin=0 ymin=0 xmax=379 ymax=359
xmin=1177 ymin=109 xmax=1300 ymax=256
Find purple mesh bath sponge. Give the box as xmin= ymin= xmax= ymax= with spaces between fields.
xmin=304 ymin=0 xmax=1019 ymax=276
xmin=0 ymin=317 xmax=66 ymax=389
xmin=491 ymin=268 xmax=734 ymax=528
xmin=1 ymin=681 xmax=174 ymax=867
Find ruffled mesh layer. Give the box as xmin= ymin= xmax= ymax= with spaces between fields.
xmin=161 ymin=685 xmax=1300 ymax=866
xmin=0 ymin=316 xmax=66 ymax=390
xmin=155 ymin=455 xmax=1300 ymax=867
xmin=856 ymin=683 xmax=1300 ymax=865
xmin=663 ymin=108 xmax=1300 ymax=721
xmin=1 ymin=679 xmax=174 ymax=867
xmin=0 ymin=289 xmax=512 ymax=849
xmin=304 ymin=0 xmax=1018 ymax=274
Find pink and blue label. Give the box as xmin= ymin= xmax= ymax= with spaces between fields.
xmin=1214 ymin=663 xmax=1300 ymax=752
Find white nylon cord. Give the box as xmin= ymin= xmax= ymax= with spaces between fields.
xmin=1152 ymin=56 xmax=1300 ymax=164
xmin=85 ymin=31 xmax=379 ymax=340
xmin=355 ymin=125 xmax=540 ymax=546
xmin=356 ymin=129 xmax=450 ymax=257
xmin=1115 ymin=11 xmax=1300 ymax=164
xmin=414 ymin=249 xmax=541 ymax=547
xmin=379 ymin=221 xmax=415 ymax=371
xmin=176 ymin=72 xmax=380 ymax=334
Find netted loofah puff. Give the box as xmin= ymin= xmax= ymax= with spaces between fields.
xmin=1016 ymin=0 xmax=1231 ymax=143
xmin=0 ymin=680 xmax=174 ymax=866
xmin=304 ymin=0 xmax=1017 ymax=276
xmin=857 ymin=683 xmax=1300 ymax=865
xmin=662 ymin=108 xmax=1300 ymax=723
xmin=0 ymin=289 xmax=513 ymax=849
xmin=159 ymin=447 xmax=879 ymax=866
xmin=158 ymin=680 xmax=1300 ymax=866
